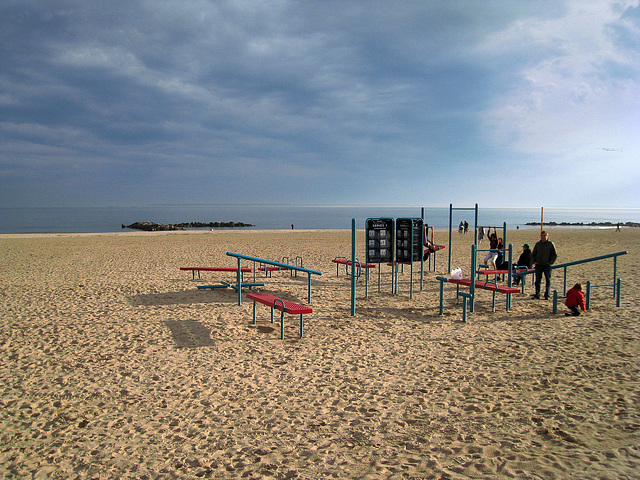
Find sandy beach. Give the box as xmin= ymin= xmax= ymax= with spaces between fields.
xmin=1 ymin=227 xmax=638 ymax=479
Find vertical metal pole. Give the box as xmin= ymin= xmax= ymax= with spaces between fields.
xmin=586 ymin=281 xmax=591 ymax=310
xmin=365 ymin=264 xmax=369 ymax=299
xmin=439 ymin=280 xmax=444 ymax=315
xmin=616 ymin=278 xmax=621 ymax=307
xmin=507 ymin=244 xmax=513 ymax=286
xmin=307 ymin=273 xmax=312 ymax=304
xmin=236 ymin=258 xmax=242 ymax=305
xmin=502 ymin=222 xmax=507 ymax=262
xmin=553 ymin=290 xmax=558 ymax=314
xmin=280 ymin=311 xmax=285 ymax=340
xmin=474 ymin=203 xmax=479 ymax=247
xmin=448 ymin=203 xmax=453 ymax=273
xmin=420 ymin=213 xmax=424 ymax=291
xmin=613 ymin=257 xmax=618 ymax=298
xmin=470 ymin=244 xmax=476 ymax=312
xmin=507 ymin=244 xmax=513 ymax=310
xmin=462 ymin=295 xmax=468 ymax=323
xmin=351 ymin=218 xmax=356 ymax=316
xmin=563 ymin=267 xmax=568 ymax=296
xmin=409 ymin=222 xmax=414 ymax=299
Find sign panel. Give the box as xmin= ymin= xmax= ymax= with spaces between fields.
xmin=396 ymin=218 xmax=424 ymax=263
xmin=365 ymin=218 xmax=394 ymax=264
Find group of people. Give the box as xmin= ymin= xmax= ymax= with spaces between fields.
xmin=469 ymin=228 xmax=585 ymax=316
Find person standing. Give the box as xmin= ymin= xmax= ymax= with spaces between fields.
xmin=531 ymin=230 xmax=557 ymax=299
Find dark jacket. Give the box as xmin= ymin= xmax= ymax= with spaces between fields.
xmin=516 ymin=248 xmax=533 ymax=268
xmin=532 ymin=240 xmax=557 ymax=266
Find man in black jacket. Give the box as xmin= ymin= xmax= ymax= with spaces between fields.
xmin=531 ymin=231 xmax=557 ymax=299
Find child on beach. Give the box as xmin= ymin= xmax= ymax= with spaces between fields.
xmin=565 ymin=283 xmax=587 ymax=316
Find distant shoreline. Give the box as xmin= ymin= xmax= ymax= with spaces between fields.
xmin=526 ymin=221 xmax=639 ymax=228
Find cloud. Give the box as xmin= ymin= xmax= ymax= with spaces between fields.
xmin=481 ymin=0 xmax=640 ymax=153
xmin=0 ymin=1 xmax=638 ymax=208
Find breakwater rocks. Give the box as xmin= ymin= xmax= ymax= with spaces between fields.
xmin=123 ymin=221 xmax=254 ymax=231
xmin=525 ymin=221 xmax=640 ymax=228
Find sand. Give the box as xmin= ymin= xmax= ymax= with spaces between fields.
xmin=0 ymin=227 xmax=638 ymax=479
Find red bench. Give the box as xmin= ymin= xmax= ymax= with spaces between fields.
xmin=180 ymin=266 xmax=253 ymax=280
xmin=448 ymin=278 xmax=520 ymax=295
xmin=476 ymin=269 xmax=509 ymax=276
xmin=332 ymin=257 xmax=376 ymax=276
xmin=246 ymin=293 xmax=312 ymax=339
xmin=436 ymin=276 xmax=521 ymax=319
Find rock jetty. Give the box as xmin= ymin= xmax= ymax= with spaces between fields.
xmin=123 ymin=221 xmax=254 ymax=231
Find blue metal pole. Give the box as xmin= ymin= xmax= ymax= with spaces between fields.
xmin=474 ymin=203 xmax=479 ymax=247
xmin=586 ymin=281 xmax=591 ymax=310
xmin=420 ymin=210 xmax=425 ymax=291
xmin=553 ymin=290 xmax=558 ymax=314
xmin=351 ymin=218 xmax=356 ymax=316
xmin=236 ymin=257 xmax=242 ymax=305
xmin=470 ymin=244 xmax=476 ymax=312
xmin=448 ymin=203 xmax=453 ymax=273
xmin=409 ymin=222 xmax=414 ymax=299
xmin=462 ymin=295 xmax=468 ymax=323
xmin=613 ymin=257 xmax=618 ymax=298
xmin=507 ymin=243 xmax=513 ymax=310
xmin=616 ymin=278 xmax=621 ymax=307
xmin=502 ymin=222 xmax=506 ymax=259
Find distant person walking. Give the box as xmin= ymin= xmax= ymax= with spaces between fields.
xmin=531 ymin=230 xmax=557 ymax=300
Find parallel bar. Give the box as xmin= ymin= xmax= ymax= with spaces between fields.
xmin=226 ymin=252 xmax=322 ymax=275
xmin=227 ymin=251 xmax=322 ymax=306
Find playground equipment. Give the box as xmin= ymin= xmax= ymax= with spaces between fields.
xmin=246 ymin=293 xmax=312 ymax=339
xmin=448 ymin=203 xmax=479 ymax=273
xmin=441 ymin=247 xmax=628 ymax=321
xmin=513 ymin=250 xmax=628 ymax=298
xmin=423 ymin=224 xmax=445 ymax=272
xmin=349 ymin=213 xmax=429 ymax=316
xmin=226 ymin=252 xmax=322 ymax=305
xmin=437 ymin=243 xmax=520 ymax=321
xmin=281 ymin=256 xmax=304 ymax=277
xmin=552 ymin=278 xmax=623 ymax=314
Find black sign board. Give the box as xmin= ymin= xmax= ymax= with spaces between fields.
xmin=395 ymin=218 xmax=424 ymax=263
xmin=365 ymin=218 xmax=394 ymax=264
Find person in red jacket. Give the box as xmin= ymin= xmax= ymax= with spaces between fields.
xmin=565 ymin=283 xmax=587 ymax=316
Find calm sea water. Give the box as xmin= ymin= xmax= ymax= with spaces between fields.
xmin=1 ymin=205 xmax=639 ymax=234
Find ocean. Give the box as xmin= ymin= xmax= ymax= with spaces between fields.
xmin=1 ymin=205 xmax=639 ymax=235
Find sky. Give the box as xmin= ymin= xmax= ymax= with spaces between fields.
xmin=1 ymin=0 xmax=639 ymax=209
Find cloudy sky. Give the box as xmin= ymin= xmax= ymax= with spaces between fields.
xmin=1 ymin=0 xmax=638 ymax=209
